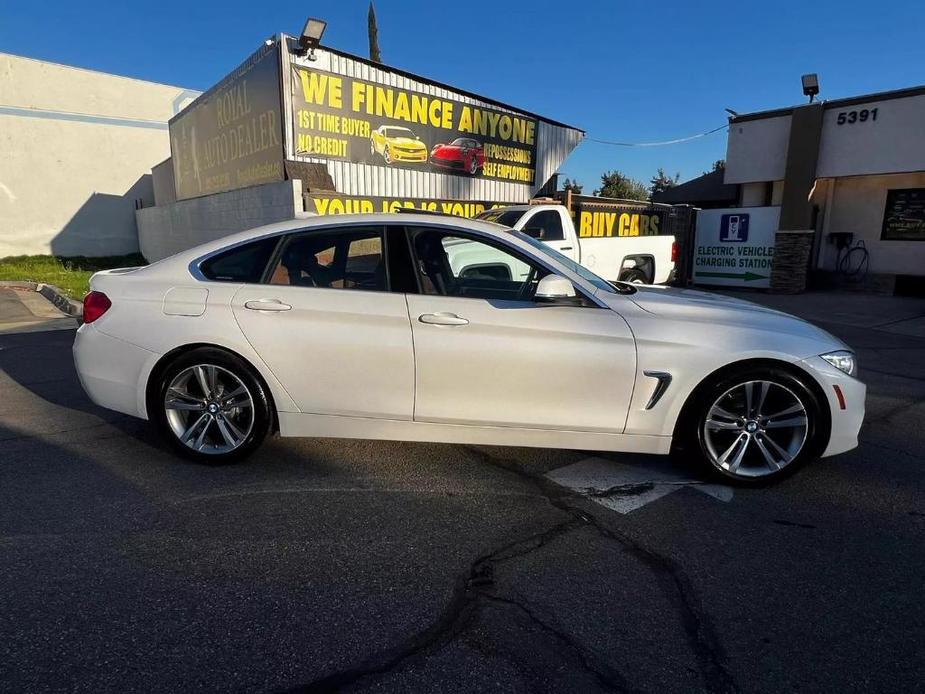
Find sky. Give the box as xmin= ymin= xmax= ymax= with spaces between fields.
xmin=3 ymin=0 xmax=924 ymax=191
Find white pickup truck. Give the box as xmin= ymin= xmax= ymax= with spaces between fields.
xmin=475 ymin=203 xmax=676 ymax=285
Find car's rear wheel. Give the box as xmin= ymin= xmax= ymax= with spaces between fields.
xmin=152 ymin=348 xmax=271 ymax=464
xmin=685 ymin=367 xmax=826 ymax=484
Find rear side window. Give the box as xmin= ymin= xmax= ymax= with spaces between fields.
xmin=200 ymin=237 xmax=278 ymax=283
xmin=268 ymin=226 xmax=387 ymax=292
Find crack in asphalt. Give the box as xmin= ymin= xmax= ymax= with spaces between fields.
xmin=286 ymin=447 xmax=739 ymax=693
xmin=480 ymin=593 xmax=639 ymax=693
xmin=285 ymin=516 xmax=590 ymax=693
xmin=460 ymin=448 xmax=740 ymax=694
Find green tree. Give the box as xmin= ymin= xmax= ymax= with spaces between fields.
xmin=368 ymin=2 xmax=382 ymax=63
xmin=649 ymin=167 xmax=680 ymax=197
xmin=562 ymin=177 xmax=583 ymax=194
xmin=703 ymin=159 xmax=725 ymax=175
xmin=594 ymin=170 xmax=649 ymax=201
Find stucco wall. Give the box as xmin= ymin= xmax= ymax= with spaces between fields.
xmin=137 ymin=180 xmax=303 ymax=261
xmin=0 ymin=53 xmax=198 ymax=257
xmin=817 ymin=172 xmax=925 ymax=275
xmin=817 ymin=94 xmax=925 ymax=178
xmin=725 ymin=115 xmax=791 ymax=184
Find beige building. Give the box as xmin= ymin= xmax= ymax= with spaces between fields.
xmin=0 ymin=53 xmax=198 ymax=257
xmin=724 ymin=85 xmax=925 ymax=291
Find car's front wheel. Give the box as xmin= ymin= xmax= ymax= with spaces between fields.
xmin=151 ymin=348 xmax=271 ymax=464
xmin=684 ymin=367 xmax=827 ymax=484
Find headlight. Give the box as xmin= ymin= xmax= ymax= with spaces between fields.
xmin=821 ymin=350 xmax=857 ymax=377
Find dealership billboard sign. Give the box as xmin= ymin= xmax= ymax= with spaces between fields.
xmin=289 ymin=65 xmax=538 ymax=184
xmin=169 ymin=43 xmax=285 ymax=201
xmin=693 ymin=207 xmax=778 ymax=288
xmin=305 ymin=194 xmax=514 ymax=218
xmin=167 ymin=38 xmax=581 ymax=203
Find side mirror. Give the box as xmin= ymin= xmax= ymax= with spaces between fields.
xmin=535 ymin=274 xmax=578 ymax=304
xmin=523 ymin=226 xmax=544 ymax=240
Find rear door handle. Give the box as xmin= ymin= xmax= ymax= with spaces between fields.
xmin=244 ymin=299 xmax=292 ymax=312
xmin=419 ymin=312 xmax=469 ymax=326
xmin=560 ymin=246 xmax=573 ymax=251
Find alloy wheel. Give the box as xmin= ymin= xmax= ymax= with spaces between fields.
xmin=164 ymin=364 xmax=254 ymax=455
xmin=702 ymin=380 xmax=809 ymax=478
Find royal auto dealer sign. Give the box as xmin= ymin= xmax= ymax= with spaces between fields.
xmin=290 ymin=65 xmax=538 ymax=184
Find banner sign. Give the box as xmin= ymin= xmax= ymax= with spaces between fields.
xmin=290 ymin=65 xmax=538 ymax=184
xmin=693 ymin=207 xmax=778 ymax=288
xmin=306 ymin=194 xmax=515 ymax=218
xmin=170 ymin=44 xmax=284 ymax=200
xmin=573 ymin=203 xmax=668 ymax=238
xmin=881 ymin=188 xmax=925 ymax=241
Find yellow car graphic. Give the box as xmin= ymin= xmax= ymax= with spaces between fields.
xmin=370 ymin=125 xmax=428 ymax=164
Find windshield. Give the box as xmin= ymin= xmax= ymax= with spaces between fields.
xmin=384 ymin=127 xmax=415 ymax=138
xmin=514 ymin=232 xmax=620 ymax=294
xmin=475 ymin=208 xmax=527 ymax=227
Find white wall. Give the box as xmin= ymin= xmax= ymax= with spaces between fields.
xmin=817 ymin=172 xmax=925 ymax=276
xmin=817 ymin=94 xmax=925 ymax=178
xmin=725 ymin=115 xmax=791 ymax=184
xmin=0 ymin=53 xmax=198 ymax=257
xmin=137 ymin=180 xmax=302 ymax=261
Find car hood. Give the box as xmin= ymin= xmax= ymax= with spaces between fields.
xmin=389 ymin=137 xmax=424 ymax=148
xmin=609 ymin=285 xmax=848 ymax=350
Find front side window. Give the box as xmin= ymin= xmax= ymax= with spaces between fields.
xmin=268 ymin=227 xmax=386 ymax=292
xmin=410 ymin=228 xmax=546 ymax=301
xmin=525 ymin=210 xmax=565 ymax=241
xmin=199 ymin=237 xmax=278 ymax=283
xmin=516 ymin=232 xmax=617 ymax=294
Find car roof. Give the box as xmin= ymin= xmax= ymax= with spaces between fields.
xmin=150 ymin=212 xmax=509 ymax=268
xmin=138 ymin=211 xmax=608 ymax=303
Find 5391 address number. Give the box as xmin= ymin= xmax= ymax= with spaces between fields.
xmin=836 ymin=108 xmax=878 ymax=125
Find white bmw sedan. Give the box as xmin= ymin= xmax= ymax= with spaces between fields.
xmin=73 ymin=213 xmax=864 ymax=483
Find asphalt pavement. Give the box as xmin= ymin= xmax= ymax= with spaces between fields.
xmin=1 ymin=289 xmax=924 ymax=693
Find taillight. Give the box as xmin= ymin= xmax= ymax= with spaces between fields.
xmin=670 ymin=241 xmax=678 ymax=263
xmin=82 ymin=291 xmax=111 ymax=323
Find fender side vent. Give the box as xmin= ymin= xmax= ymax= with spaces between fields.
xmin=643 ymin=371 xmax=672 ymax=410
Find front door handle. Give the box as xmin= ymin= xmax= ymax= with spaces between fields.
xmin=244 ymin=299 xmax=292 ymax=312
xmin=419 ymin=312 xmax=469 ymax=326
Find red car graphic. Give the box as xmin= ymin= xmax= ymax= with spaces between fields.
xmin=430 ymin=137 xmax=484 ymax=175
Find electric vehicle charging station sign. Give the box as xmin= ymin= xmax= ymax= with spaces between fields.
xmin=720 ymin=214 xmax=749 ymax=242
xmin=693 ymin=207 xmax=778 ymax=288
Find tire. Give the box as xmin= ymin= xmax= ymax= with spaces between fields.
xmin=679 ymin=366 xmax=827 ymax=485
xmin=468 ymin=156 xmax=479 ymax=175
xmin=150 ymin=347 xmax=272 ymax=464
xmin=619 ymin=268 xmax=648 ymax=284
xmin=370 ymin=140 xmax=375 ymax=155
xmin=383 ymin=145 xmax=392 ymax=165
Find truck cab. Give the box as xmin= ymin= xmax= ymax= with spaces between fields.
xmin=476 ymin=203 xmax=676 ymax=285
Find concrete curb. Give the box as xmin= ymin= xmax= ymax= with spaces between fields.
xmin=37 ymin=284 xmax=83 ymax=318
xmin=0 ymin=280 xmax=38 ymax=290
